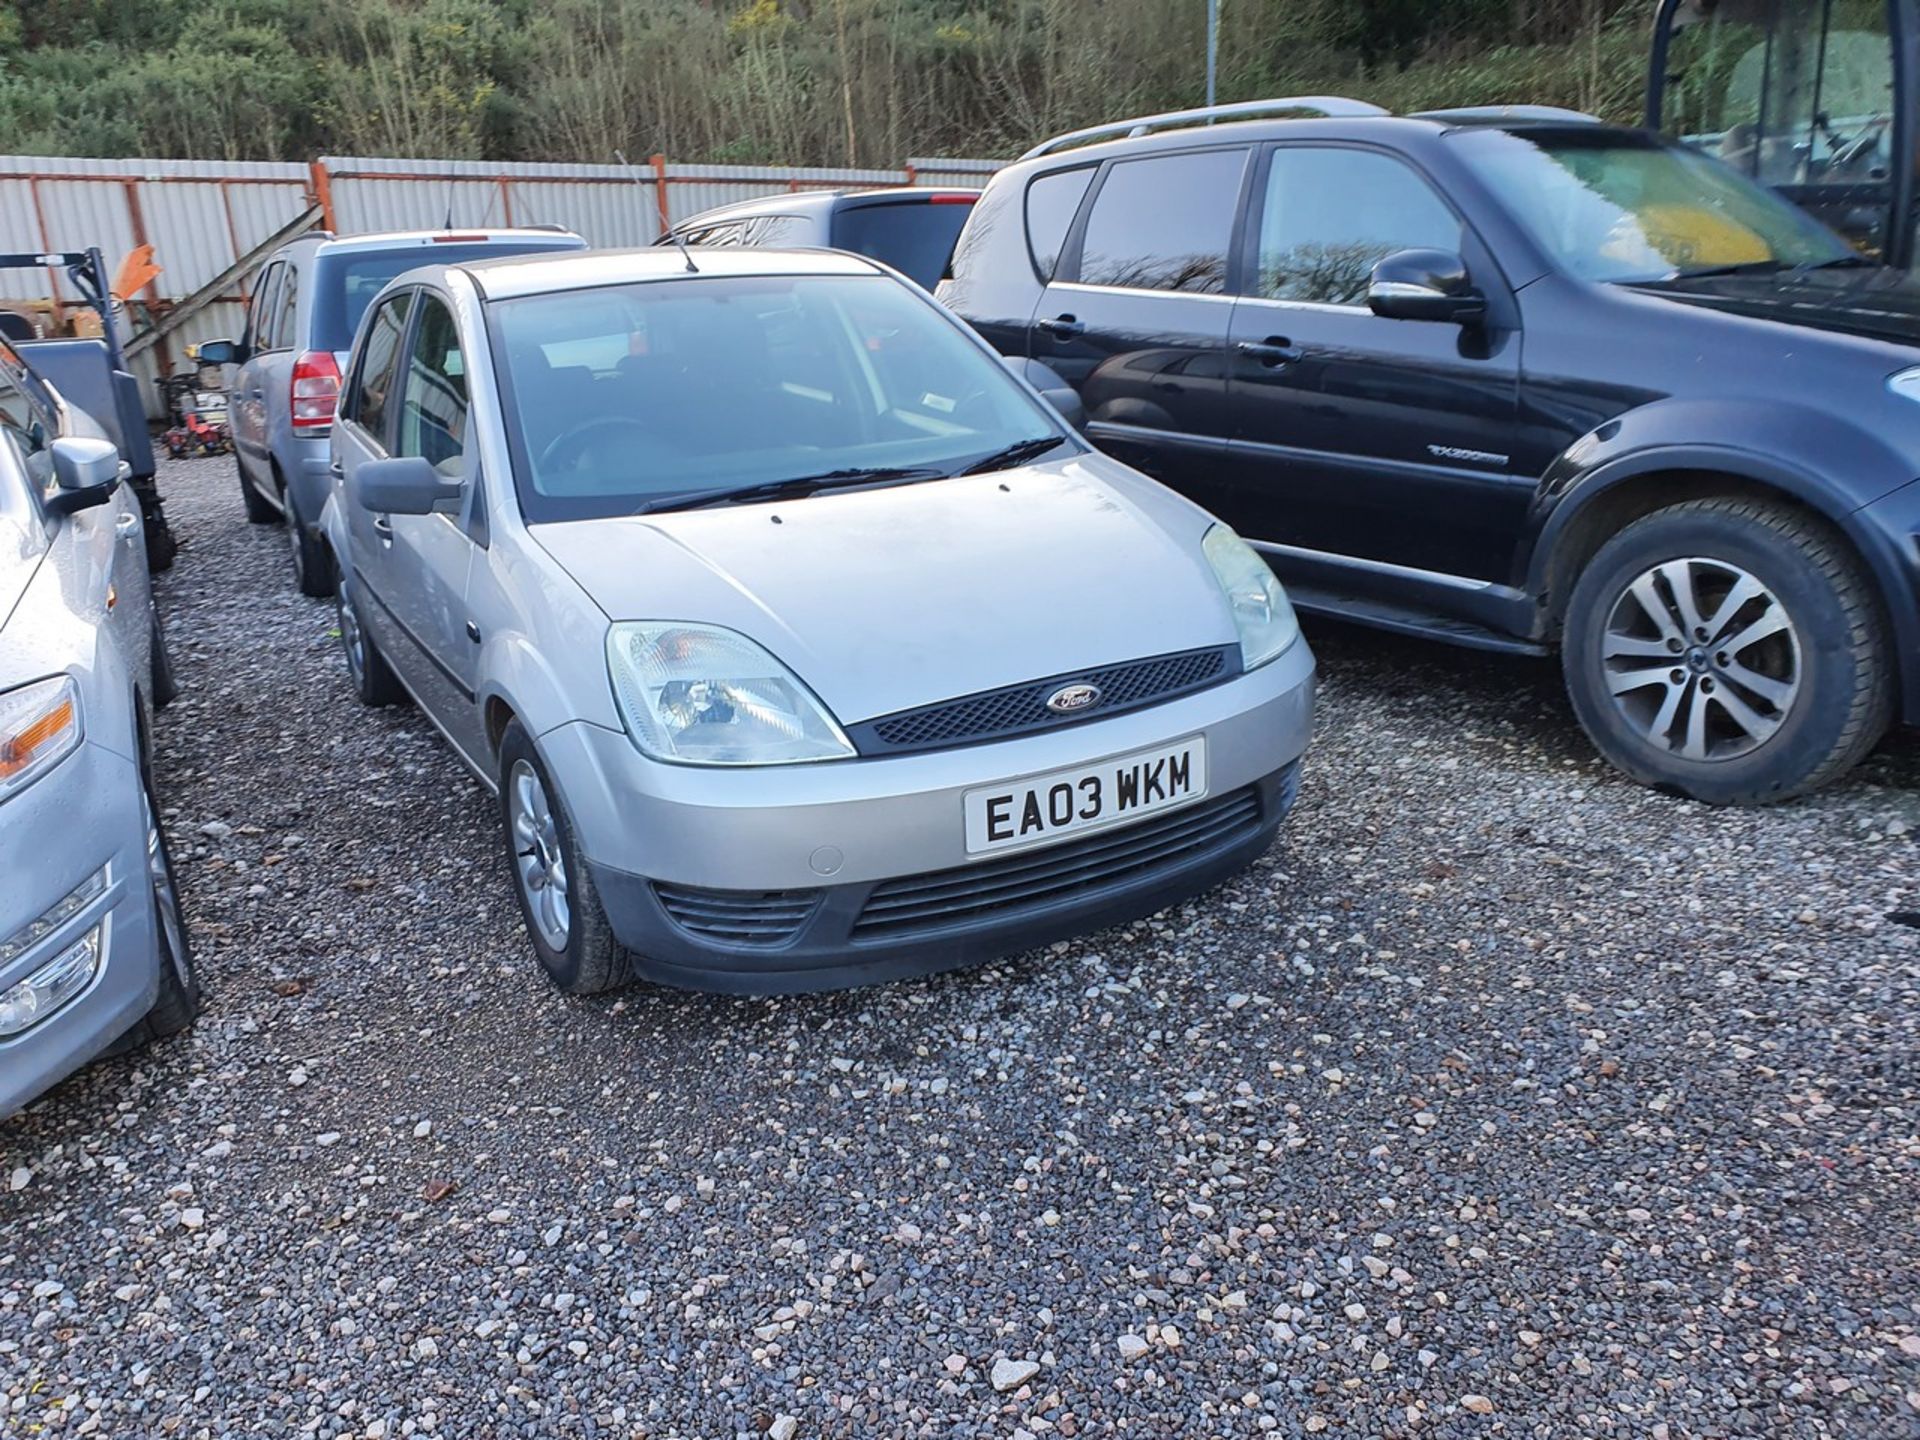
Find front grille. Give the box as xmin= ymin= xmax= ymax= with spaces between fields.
xmin=653 ymin=882 xmax=819 ymax=947
xmin=852 ymin=784 xmax=1263 ymax=940
xmin=851 ymin=646 xmax=1236 ymax=756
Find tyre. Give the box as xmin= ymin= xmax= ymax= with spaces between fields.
xmin=149 ymin=613 xmax=179 ymax=711
xmin=334 ymin=573 xmax=405 ymax=707
xmin=283 ymin=482 xmax=333 ymax=598
xmin=238 ymin=452 xmax=278 ymax=524
xmin=1562 ymin=497 xmax=1894 ymax=805
xmin=122 ymin=755 xmax=200 ymax=1044
xmin=497 ymin=720 xmax=631 ymax=995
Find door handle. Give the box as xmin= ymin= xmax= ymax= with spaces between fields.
xmin=1237 ymin=338 xmax=1301 ymax=367
xmin=372 ymin=515 xmax=393 ymax=544
xmin=115 ymin=511 xmax=141 ymax=541
xmin=465 ymin=621 xmax=481 ymax=644
xmin=1036 ymin=315 xmax=1085 ymax=338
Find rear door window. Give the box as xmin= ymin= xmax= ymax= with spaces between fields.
xmin=248 ymin=261 xmax=284 ymax=352
xmin=831 ymin=200 xmax=974 ymax=288
xmin=1024 ymin=167 xmax=1095 ymax=280
xmin=1073 ymin=148 xmax=1249 ymax=295
xmin=344 ymin=291 xmax=414 ymax=447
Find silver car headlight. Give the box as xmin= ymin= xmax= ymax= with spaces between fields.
xmin=1202 ymin=525 xmax=1299 ymax=671
xmin=0 ymin=675 xmax=83 ymax=804
xmin=606 ymin=622 xmax=855 ymax=766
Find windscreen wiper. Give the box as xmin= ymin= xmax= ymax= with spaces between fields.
xmin=1673 ymin=259 xmax=1790 ymax=279
xmin=956 ymin=435 xmax=1072 ymax=476
xmin=653 ymin=465 xmax=946 ymax=512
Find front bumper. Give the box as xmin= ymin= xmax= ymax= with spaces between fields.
xmin=544 ymin=636 xmax=1315 ymax=992
xmin=0 ymin=744 xmax=159 ymax=1119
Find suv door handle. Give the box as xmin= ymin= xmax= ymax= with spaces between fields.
xmin=1037 ymin=315 xmax=1085 ymax=338
xmin=1237 ymin=338 xmax=1301 ymax=367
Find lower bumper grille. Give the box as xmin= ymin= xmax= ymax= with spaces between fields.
xmin=652 ymin=882 xmax=818 ymax=946
xmin=852 ymin=784 xmax=1265 ymax=940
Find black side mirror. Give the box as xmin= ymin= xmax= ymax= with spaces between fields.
xmin=353 ymin=455 xmax=461 ymax=515
xmin=45 ymin=436 xmax=123 ymax=517
xmin=1003 ymin=355 xmax=1088 ymax=432
xmin=196 ymin=338 xmax=245 ymax=365
xmin=1367 ymin=249 xmax=1486 ymax=324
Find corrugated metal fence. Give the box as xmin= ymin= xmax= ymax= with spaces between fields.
xmin=0 ymin=152 xmax=1006 ymax=415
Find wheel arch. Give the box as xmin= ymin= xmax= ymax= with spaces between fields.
xmin=1528 ymin=452 xmax=1919 ymax=721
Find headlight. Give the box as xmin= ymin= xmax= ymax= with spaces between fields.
xmin=606 ymin=623 xmax=854 ymax=766
xmin=0 ymin=675 xmax=82 ymax=803
xmin=1203 ymin=525 xmax=1299 ymax=670
xmin=0 ymin=927 xmax=101 ymax=1037
xmin=1890 ymin=366 xmax=1920 ymax=403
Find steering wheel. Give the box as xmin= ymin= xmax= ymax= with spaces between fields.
xmin=538 ymin=415 xmax=664 ymax=474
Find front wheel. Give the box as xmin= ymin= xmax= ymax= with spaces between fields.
xmin=1562 ymin=497 xmax=1893 ymax=805
xmin=497 ymin=721 xmax=630 ymax=995
xmin=124 ymin=759 xmax=200 ymax=1043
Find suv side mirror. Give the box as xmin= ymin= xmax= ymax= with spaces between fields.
xmin=1002 ymin=355 xmax=1088 ymax=432
xmin=196 ymin=338 xmax=245 ymax=365
xmin=45 ymin=436 xmax=123 ymax=517
xmin=353 ymin=455 xmax=462 ymax=515
xmin=1367 ymin=249 xmax=1486 ymax=325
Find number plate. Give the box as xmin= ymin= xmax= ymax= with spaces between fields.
xmin=963 ymin=737 xmax=1208 ymax=856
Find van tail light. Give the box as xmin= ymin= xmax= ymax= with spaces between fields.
xmin=291 ymin=351 xmax=342 ymax=430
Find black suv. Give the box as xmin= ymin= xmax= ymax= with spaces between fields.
xmin=941 ymin=98 xmax=1920 ymax=804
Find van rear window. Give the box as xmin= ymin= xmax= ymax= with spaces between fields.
xmin=829 ymin=201 xmax=975 ymax=289
xmin=312 ymin=241 xmax=582 ymax=351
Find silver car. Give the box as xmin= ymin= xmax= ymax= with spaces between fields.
xmin=200 ymin=228 xmax=586 ymax=597
xmin=321 ymin=248 xmax=1315 ymax=995
xmin=0 ymin=342 xmax=195 ymax=1119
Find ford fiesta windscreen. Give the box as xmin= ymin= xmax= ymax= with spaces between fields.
xmin=488 ymin=272 xmax=1068 ymax=520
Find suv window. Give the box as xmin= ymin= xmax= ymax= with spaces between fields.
xmin=248 ymin=261 xmax=284 ymax=351
xmin=274 ymin=264 xmax=301 ymax=351
xmin=347 ymin=291 xmax=414 ymax=445
xmin=1255 ymin=147 xmax=1462 ymax=306
xmin=396 ymin=296 xmax=469 ymax=475
xmin=1024 ymin=168 xmax=1094 ymax=281
xmin=1075 ymin=149 xmax=1247 ymax=296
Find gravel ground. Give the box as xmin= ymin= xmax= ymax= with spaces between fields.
xmin=4 ymin=452 xmax=1919 ymax=1439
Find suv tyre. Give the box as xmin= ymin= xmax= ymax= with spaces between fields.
xmin=1562 ymin=497 xmax=1893 ymax=804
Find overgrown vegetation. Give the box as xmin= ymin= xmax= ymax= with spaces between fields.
xmin=0 ymin=0 xmax=1647 ymax=165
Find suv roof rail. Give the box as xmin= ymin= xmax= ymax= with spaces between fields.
xmin=1410 ymin=104 xmax=1603 ymax=125
xmin=1019 ymin=95 xmax=1390 ymax=160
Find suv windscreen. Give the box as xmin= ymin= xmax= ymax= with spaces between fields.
xmin=313 ymin=241 xmax=580 ymax=352
xmin=830 ymin=200 xmax=974 ymax=288
xmin=490 ymin=273 xmax=1060 ymax=521
xmin=1456 ymin=128 xmax=1857 ymax=283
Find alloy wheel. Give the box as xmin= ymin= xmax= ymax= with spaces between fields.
xmin=509 ymin=760 xmax=571 ymax=951
xmin=336 ymin=583 xmax=366 ymax=685
xmin=1600 ymin=556 xmax=1802 ymax=763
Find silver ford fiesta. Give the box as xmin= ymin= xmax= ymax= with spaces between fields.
xmin=320 ymin=248 xmax=1314 ymax=995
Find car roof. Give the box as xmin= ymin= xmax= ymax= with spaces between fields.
xmin=674 ymin=186 xmax=979 ymax=230
xmin=1014 ymin=113 xmax=1648 ymax=170
xmin=453 ymin=245 xmax=889 ymax=299
xmin=305 ymin=228 xmax=585 ymax=258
